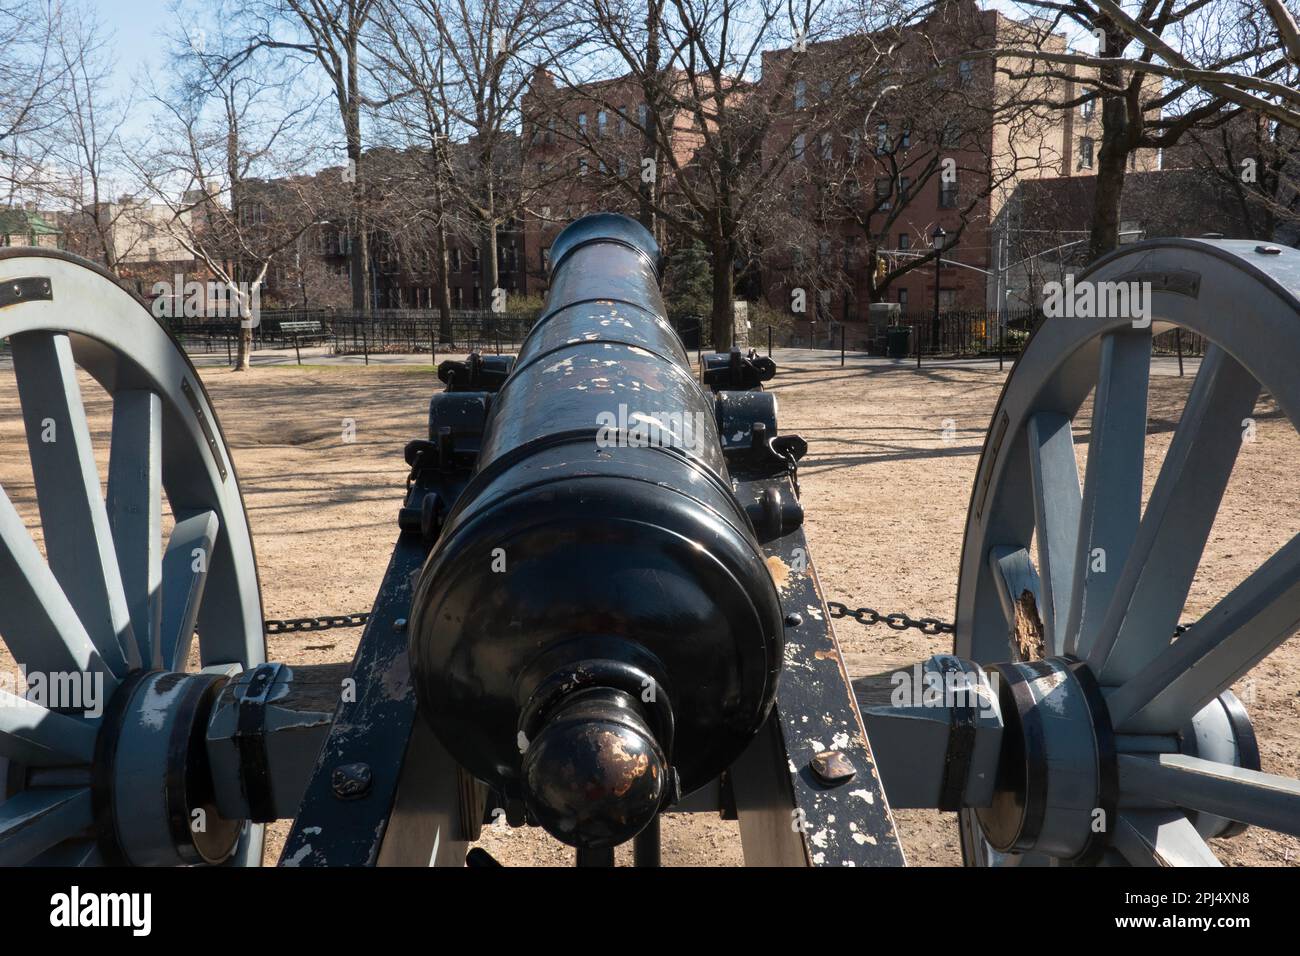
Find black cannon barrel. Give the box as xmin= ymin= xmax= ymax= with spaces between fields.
xmin=410 ymin=213 xmax=784 ymax=849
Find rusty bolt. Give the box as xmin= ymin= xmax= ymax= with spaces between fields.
xmin=785 ymin=612 xmax=803 ymax=627
xmin=810 ymin=750 xmax=856 ymax=786
xmin=331 ymin=762 xmax=373 ymax=800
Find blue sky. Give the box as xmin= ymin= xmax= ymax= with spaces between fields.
xmin=101 ymin=0 xmax=175 ymax=85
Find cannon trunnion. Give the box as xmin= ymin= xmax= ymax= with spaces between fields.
xmin=411 ymin=215 xmax=784 ymax=849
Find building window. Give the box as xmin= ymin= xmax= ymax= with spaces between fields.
xmin=1078 ymin=136 xmax=1094 ymax=169
xmin=818 ymin=239 xmax=831 ymax=260
xmin=617 ymin=108 xmax=628 ymax=136
xmin=848 ymin=129 xmax=861 ymax=161
xmin=898 ymin=289 xmax=908 ymax=308
xmin=958 ymin=60 xmax=973 ymax=87
xmin=875 ymin=177 xmax=893 ymax=209
xmin=617 ymin=157 xmax=627 ymax=178
xmin=1081 ymin=98 xmax=1095 ymax=120
xmin=940 ymin=120 xmax=960 ymax=148
xmin=793 ymin=133 xmax=806 ymax=160
xmin=637 ymin=104 xmax=648 ymax=131
xmin=876 ymin=122 xmax=889 ymax=154
xmin=939 ymin=182 xmax=958 ymax=208
xmin=578 ymin=112 xmax=587 ymax=134
xmin=820 ymin=132 xmax=833 ymax=161
xmin=546 ymin=119 xmax=555 ymax=143
xmin=450 ymin=249 xmax=461 ymax=271
xmin=898 ymin=233 xmax=910 ymax=251
xmin=794 ymin=79 xmax=806 ymax=110
xmin=579 ymin=157 xmax=589 ymax=175
xmin=899 ymin=176 xmax=911 ymax=200
xmin=938 ymin=289 xmax=956 ymax=309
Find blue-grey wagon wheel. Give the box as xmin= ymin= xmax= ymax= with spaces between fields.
xmin=956 ymin=239 xmax=1300 ymax=867
xmin=0 ymin=249 xmax=265 ymax=866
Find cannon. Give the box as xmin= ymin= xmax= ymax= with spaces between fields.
xmin=0 ymin=219 xmax=1298 ymax=867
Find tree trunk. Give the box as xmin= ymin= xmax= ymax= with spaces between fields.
xmin=710 ymin=237 xmax=735 ymax=351
xmin=233 ymin=258 xmax=252 ymax=371
xmin=1088 ymin=130 xmax=1128 ymax=261
xmin=437 ymin=221 xmax=453 ymax=345
xmin=1087 ymin=34 xmax=1129 ymax=262
xmin=351 ymin=190 xmax=370 ymax=312
xmin=481 ymin=220 xmax=499 ymax=307
xmin=236 ymin=325 xmax=252 ymax=371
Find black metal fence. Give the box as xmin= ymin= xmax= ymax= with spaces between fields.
xmin=162 ymin=305 xmax=1208 ymax=368
xmin=165 ymin=308 xmax=543 ymax=360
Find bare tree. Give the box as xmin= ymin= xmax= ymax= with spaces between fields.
xmin=976 ymin=0 xmax=1300 ymax=257
xmin=223 ymin=0 xmax=379 ymax=312
xmin=42 ymin=4 xmax=137 ymax=272
xmin=366 ymin=1 xmax=470 ymax=343
xmin=406 ymin=0 xmax=582 ymax=302
xmin=133 ymin=2 xmax=330 ymax=370
xmin=0 ymin=0 xmax=72 ymax=204
xmin=545 ymin=0 xmax=882 ymax=348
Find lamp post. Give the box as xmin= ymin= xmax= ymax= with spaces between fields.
xmin=929 ymin=225 xmax=946 ymax=364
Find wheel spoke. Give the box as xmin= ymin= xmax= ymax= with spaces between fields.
xmin=1088 ymin=345 xmax=1259 ymax=685
xmin=0 ymin=787 xmax=93 ymax=865
xmin=0 ymin=690 xmax=98 ymax=765
xmin=10 ymin=331 xmax=138 ymax=675
xmin=988 ymin=545 xmax=1046 ymax=659
xmin=1119 ymin=753 xmax=1300 ymax=838
xmin=1066 ymin=330 xmax=1150 ymax=659
xmin=1025 ymin=413 xmax=1080 ymax=657
xmin=107 ymin=390 xmax=163 ymax=669
xmin=0 ymin=483 xmax=118 ymax=691
xmin=1112 ymin=809 xmax=1221 ymax=867
xmin=1109 ymin=532 xmax=1300 ymax=732
xmin=160 ymin=510 xmax=220 ymax=671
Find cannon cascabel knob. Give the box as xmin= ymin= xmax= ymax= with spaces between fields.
xmin=520 ymin=686 xmax=667 ymax=850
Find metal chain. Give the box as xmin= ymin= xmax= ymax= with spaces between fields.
xmin=825 ymin=600 xmax=955 ymax=636
xmin=264 ymin=613 xmax=370 ymax=635
xmin=265 ymin=605 xmax=1187 ymax=640
xmin=826 ymin=601 xmax=1193 ymax=640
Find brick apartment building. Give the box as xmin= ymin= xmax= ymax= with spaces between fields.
xmin=758 ymin=0 xmax=1159 ymax=345
xmin=520 ymin=68 xmax=707 ymax=293
xmin=515 ymin=1 xmax=1162 ymax=348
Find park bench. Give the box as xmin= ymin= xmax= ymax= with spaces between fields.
xmin=276 ymin=319 xmax=328 ymax=344
xmin=275 ymin=319 xmax=328 ymax=363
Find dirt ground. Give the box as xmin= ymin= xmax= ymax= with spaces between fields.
xmin=1 ymin=347 xmax=1297 ymax=866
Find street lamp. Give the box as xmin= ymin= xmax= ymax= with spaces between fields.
xmin=930 ymin=225 xmax=946 ymax=361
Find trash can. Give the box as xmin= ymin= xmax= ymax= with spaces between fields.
xmin=886 ymin=326 xmax=911 ymax=358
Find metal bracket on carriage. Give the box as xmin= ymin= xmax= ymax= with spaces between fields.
xmin=701 ymin=346 xmax=776 ymax=391
xmin=437 ymin=351 xmax=516 ymax=392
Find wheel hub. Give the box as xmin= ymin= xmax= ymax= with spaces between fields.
xmin=92 ymin=671 xmax=242 ymax=866
xmin=974 ymin=657 xmax=1115 ymax=863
